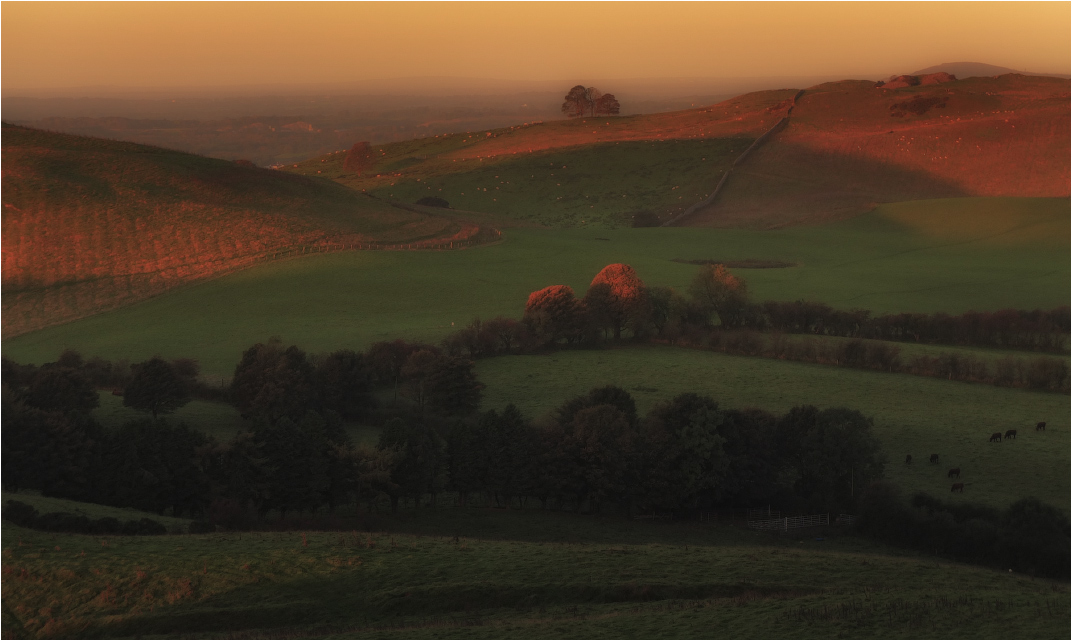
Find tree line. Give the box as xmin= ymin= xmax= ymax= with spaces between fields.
xmin=857 ymin=483 xmax=1069 ymax=579
xmin=2 ymin=339 xmax=887 ymax=525
xmin=435 ymin=263 xmax=1069 ymax=393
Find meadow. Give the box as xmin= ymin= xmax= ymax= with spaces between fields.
xmin=4 ymin=197 xmax=1067 ymax=379
xmin=2 ymin=510 xmax=1067 ymax=639
xmin=475 ymin=344 xmax=1069 ymax=513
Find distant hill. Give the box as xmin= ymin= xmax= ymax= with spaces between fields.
xmin=293 ymin=75 xmax=1069 ymax=229
xmin=1 ymin=125 xmax=472 ymax=336
xmin=912 ymin=62 xmax=1070 ymax=79
xmin=677 ymin=74 xmax=1070 ymax=227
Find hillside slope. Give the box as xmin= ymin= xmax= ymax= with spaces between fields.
xmin=294 ymin=75 xmax=1068 ymax=229
xmin=686 ymin=74 xmax=1070 ymax=227
xmin=1 ymin=125 xmax=477 ymax=336
xmin=289 ymin=90 xmax=799 ymax=226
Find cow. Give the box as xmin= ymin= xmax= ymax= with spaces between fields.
xmin=947 ymin=468 xmax=960 ymax=479
xmin=1036 ymin=421 xmax=1046 ymax=431
xmin=989 ymin=432 xmax=1002 ymax=442
xmin=1004 ymin=429 xmax=1017 ymax=440
xmin=951 ymin=483 xmax=964 ymax=493
xmin=905 ymin=454 xmax=912 ymax=464
xmin=929 ymin=454 xmax=939 ymax=464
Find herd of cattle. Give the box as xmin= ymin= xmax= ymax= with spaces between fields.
xmin=904 ymin=421 xmax=1047 ymax=494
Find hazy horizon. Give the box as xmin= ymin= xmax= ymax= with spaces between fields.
xmin=3 ymin=2 xmax=1068 ymax=95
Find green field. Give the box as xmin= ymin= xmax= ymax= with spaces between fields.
xmin=4 ymin=197 xmax=1067 ymax=379
xmin=1 ymin=491 xmax=192 ymax=531
xmin=361 ymin=139 xmax=746 ymax=227
xmin=476 ymin=345 xmax=1070 ymax=513
xmin=3 ymin=509 xmax=1068 ymax=639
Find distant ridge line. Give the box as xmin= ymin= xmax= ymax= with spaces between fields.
xmin=663 ymin=89 xmax=803 ymax=227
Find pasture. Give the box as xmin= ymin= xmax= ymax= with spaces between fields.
xmin=2 ymin=510 xmax=1068 ymax=639
xmin=3 ymin=197 xmax=1067 ymax=379
xmin=476 ymin=345 xmax=1070 ymax=513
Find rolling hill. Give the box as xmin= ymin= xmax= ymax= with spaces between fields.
xmin=1 ymin=124 xmax=484 ymax=337
xmin=291 ymin=74 xmax=1068 ymax=229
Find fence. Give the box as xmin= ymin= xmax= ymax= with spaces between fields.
xmin=747 ymin=513 xmax=830 ymax=531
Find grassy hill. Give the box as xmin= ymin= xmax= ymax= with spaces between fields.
xmin=1 ymin=125 xmax=481 ymax=337
xmin=476 ymin=345 xmax=1070 ymax=513
xmin=3 ymin=512 xmax=1068 ymax=638
xmin=3 ymin=197 xmax=1066 ymax=379
xmin=690 ymin=74 xmax=1070 ymax=227
xmin=291 ymin=75 xmax=1068 ymax=229
xmin=288 ymin=89 xmax=800 ymax=226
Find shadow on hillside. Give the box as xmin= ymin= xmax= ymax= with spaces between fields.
xmin=684 ymin=140 xmax=969 ymax=228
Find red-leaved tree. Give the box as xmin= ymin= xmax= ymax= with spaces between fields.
xmin=524 ymin=285 xmax=585 ymax=345
xmin=585 ymin=263 xmax=647 ymax=340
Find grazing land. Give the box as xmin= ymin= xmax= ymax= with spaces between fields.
xmin=476 ymin=345 xmax=1070 ymax=513
xmin=0 ymin=125 xmax=481 ymax=337
xmin=3 ymin=511 xmax=1068 ymax=639
xmin=293 ymin=75 xmax=1068 ymax=229
xmin=3 ymin=197 xmax=1067 ymax=378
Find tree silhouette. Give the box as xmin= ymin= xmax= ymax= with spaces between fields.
xmin=562 ymin=86 xmax=621 ymax=118
xmin=123 ymin=357 xmax=192 ymax=419
xmin=689 ymin=264 xmax=749 ymax=328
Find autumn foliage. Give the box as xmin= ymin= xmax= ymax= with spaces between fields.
xmin=586 ymin=263 xmax=647 ymax=339
xmin=524 ymin=285 xmax=585 ymax=345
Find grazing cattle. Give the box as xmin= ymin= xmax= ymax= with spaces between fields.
xmin=929 ymin=454 xmax=939 ymax=464
xmin=1036 ymin=421 xmax=1046 ymax=431
xmin=989 ymin=432 xmax=1002 ymax=442
xmin=948 ymin=468 xmax=960 ymax=479
xmin=1004 ymin=429 xmax=1017 ymax=440
xmin=951 ymin=483 xmax=964 ymax=493
xmin=905 ymin=454 xmax=912 ymax=464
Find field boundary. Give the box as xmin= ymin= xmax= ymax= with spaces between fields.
xmin=663 ymin=89 xmax=804 ymax=227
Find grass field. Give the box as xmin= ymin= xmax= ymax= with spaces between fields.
xmin=1 ymin=125 xmax=475 ymax=337
xmin=1 ymin=491 xmax=192 ymax=531
xmin=476 ymin=345 xmax=1070 ymax=513
xmin=3 ymin=197 xmax=1067 ymax=379
xmin=2 ymin=511 xmax=1067 ymax=639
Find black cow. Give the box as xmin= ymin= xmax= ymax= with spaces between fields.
xmin=951 ymin=483 xmax=964 ymax=493
xmin=989 ymin=432 xmax=1002 ymax=442
xmin=1036 ymin=421 xmax=1046 ymax=431
xmin=1004 ymin=429 xmax=1017 ymax=440
xmin=905 ymin=454 xmax=912 ymax=464
xmin=929 ymin=454 xmax=939 ymax=464
xmin=948 ymin=468 xmax=960 ymax=479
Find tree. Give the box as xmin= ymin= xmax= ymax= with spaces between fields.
xmin=632 ymin=394 xmax=726 ymax=511
xmin=561 ymin=85 xmax=590 ymax=118
xmin=594 ymin=93 xmax=620 ymax=116
xmin=584 ymin=263 xmax=647 ymax=340
xmin=123 ymin=357 xmax=192 ymax=419
xmin=402 ymin=350 xmax=482 ymax=416
xmin=316 ymin=349 xmax=375 ymax=420
xmin=230 ymin=340 xmax=317 ymax=424
xmin=776 ymin=405 xmax=886 ymax=511
xmin=367 ymin=340 xmax=431 ymax=402
xmin=523 ymin=285 xmax=585 ymax=345
xmin=377 ymin=417 xmax=447 ymax=511
xmin=689 ymin=264 xmax=749 ymax=328
xmin=22 ymin=366 xmax=99 ymax=415
xmin=562 ymin=85 xmax=621 ymax=118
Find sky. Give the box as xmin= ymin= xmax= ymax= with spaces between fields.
xmin=3 ymin=1 xmax=1069 ymax=94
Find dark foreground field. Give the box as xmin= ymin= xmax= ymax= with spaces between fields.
xmin=2 ymin=502 xmax=1068 ymax=639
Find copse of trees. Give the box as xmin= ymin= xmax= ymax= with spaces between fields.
xmin=857 ymin=483 xmax=1070 ymax=579
xmin=561 ymin=85 xmax=620 ymax=118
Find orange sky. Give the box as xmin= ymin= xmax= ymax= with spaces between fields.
xmin=3 ymin=2 xmax=1069 ymax=92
